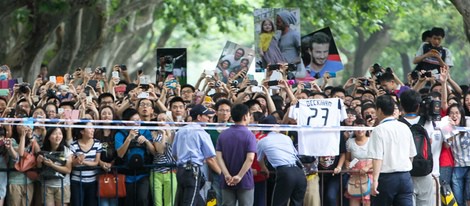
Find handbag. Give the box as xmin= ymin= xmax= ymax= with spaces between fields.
xmin=14 ymin=151 xmax=39 ymax=180
xmin=441 ymin=181 xmax=457 ymax=206
xmin=347 ymin=174 xmax=371 ymax=197
xmin=98 ymin=172 xmax=126 ymax=198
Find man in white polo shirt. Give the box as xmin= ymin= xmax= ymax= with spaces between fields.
xmin=367 ymin=95 xmax=417 ymax=206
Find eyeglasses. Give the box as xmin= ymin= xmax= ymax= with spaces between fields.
xmin=139 ymin=102 xmax=152 ymax=107
xmin=218 ymin=109 xmax=230 ymax=113
xmin=101 ymin=101 xmax=114 ymax=105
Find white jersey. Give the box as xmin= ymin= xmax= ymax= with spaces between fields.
xmin=289 ymin=98 xmax=347 ymax=156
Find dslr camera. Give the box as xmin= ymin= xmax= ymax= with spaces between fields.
xmin=19 ymin=83 xmax=30 ymax=94
xmin=419 ymin=96 xmax=441 ymax=121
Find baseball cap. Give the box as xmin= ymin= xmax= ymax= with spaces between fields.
xmin=190 ymin=104 xmax=215 ymax=119
xmin=259 ymin=115 xmax=277 ymax=125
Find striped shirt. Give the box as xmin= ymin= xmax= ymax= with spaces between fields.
xmin=152 ymin=132 xmax=176 ymax=173
xmin=451 ymin=132 xmax=470 ymax=167
xmin=70 ymin=139 xmax=102 ymax=183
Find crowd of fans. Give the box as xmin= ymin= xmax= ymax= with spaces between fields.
xmin=0 ymin=26 xmax=468 ymax=206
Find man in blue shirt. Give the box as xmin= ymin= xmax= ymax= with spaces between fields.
xmin=172 ymin=104 xmax=221 ymax=206
xmin=257 ymin=115 xmax=307 ymax=206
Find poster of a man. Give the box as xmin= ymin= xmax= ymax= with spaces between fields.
xmin=215 ymin=41 xmax=254 ymax=83
xmin=254 ymin=8 xmax=301 ymax=72
xmin=301 ymin=27 xmax=344 ymax=78
xmin=156 ymin=48 xmax=187 ymax=84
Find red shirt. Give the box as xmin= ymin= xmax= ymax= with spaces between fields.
xmin=252 ymin=132 xmax=268 ymax=182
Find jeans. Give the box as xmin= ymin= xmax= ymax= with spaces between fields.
xmin=451 ymin=167 xmax=470 ymax=206
xmin=125 ymin=176 xmax=150 ymax=206
xmin=319 ymin=174 xmax=340 ymax=206
xmin=371 ymin=172 xmax=413 ymax=206
xmin=440 ymin=166 xmax=453 ymax=185
xmin=253 ymin=181 xmax=266 ymax=206
xmin=99 ymin=198 xmax=118 ymax=206
xmin=71 ymin=181 xmax=98 ymax=206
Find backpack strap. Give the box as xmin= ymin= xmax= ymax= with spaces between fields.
xmin=417 ymin=116 xmax=427 ymax=127
xmin=398 ymin=117 xmax=412 ymax=127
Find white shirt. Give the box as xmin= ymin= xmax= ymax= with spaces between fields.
xmin=289 ymin=98 xmax=347 ymax=156
xmin=403 ymin=116 xmax=443 ymax=176
xmin=367 ymin=117 xmax=417 ymax=173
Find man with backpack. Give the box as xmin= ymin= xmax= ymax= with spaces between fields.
xmin=400 ymin=90 xmax=438 ymax=206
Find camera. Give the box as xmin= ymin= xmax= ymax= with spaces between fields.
xmin=19 ymin=83 xmax=30 ymax=93
xmin=419 ymin=96 xmax=441 ymax=121
xmin=230 ymin=80 xmax=238 ymax=88
xmin=421 ymin=71 xmax=432 ymax=78
xmin=96 ymin=67 xmax=106 ymax=74
xmin=268 ymin=64 xmax=280 ymax=71
xmin=120 ymin=64 xmax=127 ymax=71
xmin=359 ymin=78 xmax=370 ymax=87
xmin=372 ymin=63 xmax=383 ymax=78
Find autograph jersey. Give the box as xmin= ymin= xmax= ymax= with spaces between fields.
xmin=289 ymin=98 xmax=347 ymax=156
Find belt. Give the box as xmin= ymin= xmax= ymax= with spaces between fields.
xmin=276 ymin=164 xmax=297 ymax=169
xmin=178 ymin=163 xmax=201 ymax=169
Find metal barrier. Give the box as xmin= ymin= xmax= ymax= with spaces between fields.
xmin=0 ymin=165 xmax=445 ymax=206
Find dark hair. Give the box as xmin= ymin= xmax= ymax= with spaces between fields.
xmin=376 ymin=95 xmax=395 ymax=116
xmin=271 ymin=110 xmax=285 ymax=120
xmin=137 ymin=98 xmax=155 ymax=110
xmin=422 ymin=30 xmax=432 ymax=42
xmin=231 ymin=104 xmax=250 ymax=122
xmin=260 ymin=19 xmax=275 ymax=33
xmin=310 ymin=32 xmax=330 ymax=47
xmin=331 ymin=87 xmax=346 ymax=97
xmin=346 ymin=108 xmax=357 ymax=116
xmin=99 ymin=106 xmax=118 ymax=121
xmin=353 ymin=118 xmax=366 ymax=126
xmin=428 ymin=91 xmax=441 ymax=100
xmin=431 ymin=27 xmax=445 ymax=38
xmin=236 ymin=48 xmax=245 ymax=56
xmin=252 ymin=112 xmax=265 ymax=123
xmin=215 ymin=99 xmax=232 ymax=111
xmin=244 ymin=99 xmax=261 ymax=111
xmin=72 ymin=119 xmax=92 ymax=140
xmin=378 ymin=72 xmax=394 ymax=83
xmin=271 ymin=95 xmax=285 ymax=111
xmin=212 ymin=93 xmax=229 ymax=103
xmin=181 ymin=84 xmax=196 ymax=93
xmin=98 ymin=93 xmax=115 ymax=105
xmin=447 ymin=103 xmax=466 ymax=127
xmin=169 ymin=96 xmax=185 ymax=108
xmin=220 ymin=60 xmax=231 ymax=68
xmin=400 ymin=90 xmax=421 ymax=113
xmin=42 ymin=128 xmax=66 ymax=152
xmin=32 ymin=107 xmax=46 ymax=117
xmin=310 ymin=92 xmax=328 ymax=99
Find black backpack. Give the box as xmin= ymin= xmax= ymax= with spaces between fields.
xmin=414 ymin=43 xmax=447 ymax=73
xmin=399 ymin=117 xmax=433 ymax=177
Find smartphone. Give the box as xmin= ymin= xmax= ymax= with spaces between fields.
xmin=304 ymin=82 xmax=312 ymax=89
xmin=86 ymin=96 xmax=92 ymax=104
xmin=114 ymin=85 xmax=126 ymax=93
xmin=87 ymin=80 xmax=98 ymax=89
xmin=63 ymin=110 xmax=72 ymax=119
xmin=248 ymin=74 xmax=254 ymax=80
xmin=267 ymin=80 xmax=279 ymax=86
xmin=17 ymin=77 xmax=23 ymax=84
xmin=112 ymin=71 xmax=119 ymax=78
xmin=268 ymin=64 xmax=280 ymax=71
xmin=85 ymin=67 xmax=92 ymax=74
xmin=329 ymin=72 xmax=337 ymax=78
xmin=71 ymin=110 xmax=80 ymax=119
xmin=58 ymin=108 xmax=64 ymax=115
xmin=0 ymin=89 xmax=9 ymax=96
xmin=56 ymin=76 xmax=64 ymax=85
xmin=49 ymin=76 xmax=57 ymax=84
xmin=137 ymin=92 xmax=149 ymax=99
xmin=8 ymin=109 xmax=15 ymax=118
xmin=251 ymin=86 xmax=263 ymax=93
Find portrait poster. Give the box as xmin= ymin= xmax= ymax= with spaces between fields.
xmin=215 ymin=41 xmax=254 ymax=83
xmin=254 ymin=8 xmax=301 ymax=72
xmin=156 ymin=48 xmax=187 ymax=84
xmin=300 ymin=27 xmax=344 ymax=79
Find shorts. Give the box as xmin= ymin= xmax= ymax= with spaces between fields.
xmin=43 ymin=185 xmax=71 ymax=204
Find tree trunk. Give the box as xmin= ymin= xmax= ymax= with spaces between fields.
xmin=400 ymin=52 xmax=412 ymax=80
xmin=352 ymin=25 xmax=391 ymax=76
xmin=451 ymin=0 xmax=470 ymax=43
